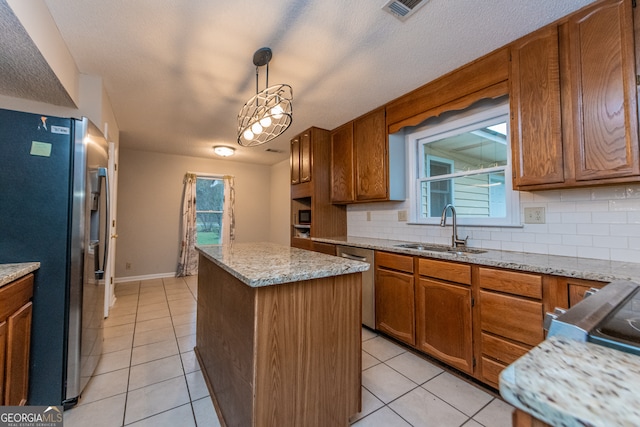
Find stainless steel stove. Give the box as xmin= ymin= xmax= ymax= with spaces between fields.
xmin=546 ymin=280 xmax=640 ymax=356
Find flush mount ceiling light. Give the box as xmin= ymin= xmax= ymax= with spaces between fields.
xmin=213 ymin=145 xmax=235 ymax=157
xmin=237 ymin=47 xmax=293 ymax=147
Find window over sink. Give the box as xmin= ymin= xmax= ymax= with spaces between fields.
xmin=407 ymin=98 xmax=520 ymax=226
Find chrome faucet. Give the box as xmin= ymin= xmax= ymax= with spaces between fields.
xmin=440 ymin=204 xmax=468 ymax=248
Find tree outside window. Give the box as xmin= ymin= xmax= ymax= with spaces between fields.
xmin=196 ymin=177 xmax=224 ymax=245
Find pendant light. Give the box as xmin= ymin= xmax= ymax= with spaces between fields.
xmin=237 ymin=47 xmax=293 ymax=147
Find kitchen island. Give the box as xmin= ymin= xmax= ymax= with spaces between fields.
xmin=195 ymin=242 xmax=369 ymax=427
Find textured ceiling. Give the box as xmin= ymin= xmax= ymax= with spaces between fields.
xmin=0 ymin=0 xmax=75 ymax=107
xmin=11 ymin=0 xmax=597 ymax=165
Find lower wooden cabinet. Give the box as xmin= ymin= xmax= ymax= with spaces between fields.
xmin=0 ymin=273 xmax=34 ymax=406
xmin=375 ymin=252 xmax=415 ymax=346
xmin=478 ymin=268 xmax=543 ymax=388
xmin=416 ymin=278 xmax=473 ymax=374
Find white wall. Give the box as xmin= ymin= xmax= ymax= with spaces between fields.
xmin=347 ymin=183 xmax=640 ymax=263
xmin=270 ymin=159 xmax=291 ymax=245
xmin=115 ymin=148 xmax=278 ymax=278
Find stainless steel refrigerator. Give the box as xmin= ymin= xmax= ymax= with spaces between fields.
xmin=0 ymin=108 xmax=110 ymax=407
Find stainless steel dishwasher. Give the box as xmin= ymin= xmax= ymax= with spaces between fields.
xmin=336 ymin=245 xmax=375 ymax=328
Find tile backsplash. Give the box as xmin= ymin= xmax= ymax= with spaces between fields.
xmin=347 ymin=184 xmax=640 ymax=263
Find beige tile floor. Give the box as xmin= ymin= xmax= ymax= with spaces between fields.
xmin=63 ymin=277 xmax=514 ymax=427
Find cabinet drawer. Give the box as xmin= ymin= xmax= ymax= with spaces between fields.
xmin=418 ymin=258 xmax=471 ymax=285
xmin=480 ymin=290 xmax=544 ymax=346
xmin=481 ymin=333 xmax=530 ymax=365
xmin=478 ymin=267 xmax=542 ymax=299
xmin=0 ymin=274 xmax=34 ymax=322
xmin=481 ymin=356 xmax=505 ymax=389
xmin=376 ymin=251 xmax=414 ymax=274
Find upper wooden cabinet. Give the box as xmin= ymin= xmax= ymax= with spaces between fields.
xmin=564 ymin=0 xmax=639 ymax=182
xmin=510 ymin=25 xmax=564 ymax=187
xmin=511 ymin=0 xmax=640 ymax=189
xmin=290 ymin=131 xmax=312 ymax=185
xmin=330 ymin=122 xmax=354 ymax=203
xmin=354 ymin=108 xmax=388 ymax=200
xmin=331 ymin=108 xmax=405 ymax=204
xmin=290 ymin=127 xmax=347 ymax=249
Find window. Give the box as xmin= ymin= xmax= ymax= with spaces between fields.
xmin=408 ymin=101 xmax=519 ymax=226
xmin=195 ymin=177 xmax=224 ymax=245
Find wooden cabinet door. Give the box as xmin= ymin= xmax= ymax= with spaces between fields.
xmin=291 ymin=136 xmax=301 ymax=184
xmin=330 ymin=122 xmax=355 ymax=203
xmin=354 ymin=108 xmax=388 ymax=201
xmin=479 ymin=291 xmax=543 ymax=347
xmin=5 ymin=302 xmax=32 ymax=406
xmin=0 ymin=320 xmax=6 ymax=404
xmin=416 ymin=278 xmax=473 ymax=374
xmin=510 ymin=25 xmax=564 ymax=187
xmin=375 ymin=268 xmax=415 ymax=346
xmin=300 ymin=131 xmax=312 ymax=183
xmin=565 ymin=0 xmax=640 ymax=181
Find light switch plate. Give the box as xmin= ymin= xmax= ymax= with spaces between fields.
xmin=524 ymin=207 xmax=545 ymax=224
xmin=366 ymin=212 xmax=371 ymax=221
xmin=397 ymin=210 xmax=408 ymax=222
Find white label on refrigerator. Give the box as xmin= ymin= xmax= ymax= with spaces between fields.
xmin=30 ymin=141 xmax=52 ymax=157
xmin=51 ymin=125 xmax=70 ymax=135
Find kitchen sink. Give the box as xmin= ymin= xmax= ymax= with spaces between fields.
xmin=394 ymin=243 xmax=487 ymax=254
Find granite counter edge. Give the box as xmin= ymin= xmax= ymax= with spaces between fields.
xmin=0 ymin=262 xmax=40 ymax=287
xmin=313 ymin=237 xmax=640 ymax=283
xmin=197 ymin=247 xmax=369 ymax=288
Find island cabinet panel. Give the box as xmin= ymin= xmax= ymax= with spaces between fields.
xmin=196 ymin=256 xmax=255 ymax=427
xmin=510 ymin=25 xmax=564 ymax=187
xmin=375 ymin=252 xmax=415 ymax=346
xmin=255 ymin=273 xmax=361 ymax=426
xmin=512 ymin=409 xmax=553 ymax=427
xmin=564 ymin=0 xmax=639 ymax=182
xmin=196 ymin=254 xmax=362 ymax=427
xmin=416 ymin=278 xmax=473 ymax=374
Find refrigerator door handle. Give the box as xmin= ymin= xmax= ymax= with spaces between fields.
xmin=95 ymin=167 xmax=109 ymax=280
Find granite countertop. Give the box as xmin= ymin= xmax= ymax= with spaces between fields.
xmin=196 ymin=242 xmax=369 ymax=287
xmin=313 ymin=236 xmax=640 ymax=283
xmin=0 ymin=262 xmax=40 ymax=287
xmin=500 ymin=336 xmax=640 ymax=427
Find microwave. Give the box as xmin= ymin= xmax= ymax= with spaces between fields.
xmin=298 ymin=209 xmax=311 ymax=224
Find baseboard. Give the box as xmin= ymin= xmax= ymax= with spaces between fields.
xmin=115 ymin=272 xmax=176 ymax=283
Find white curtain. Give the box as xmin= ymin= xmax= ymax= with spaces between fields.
xmin=176 ymin=173 xmax=197 ymax=277
xmin=222 ymin=175 xmax=236 ymax=243
xmin=177 ymin=173 xmax=235 ymax=277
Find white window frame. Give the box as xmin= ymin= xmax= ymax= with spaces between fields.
xmin=195 ymin=175 xmax=225 ymax=245
xmin=423 ymin=155 xmax=455 ymax=217
xmin=407 ymin=102 xmax=520 ymax=226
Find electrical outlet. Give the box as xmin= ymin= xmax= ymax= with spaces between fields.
xmin=125 ymin=262 xmax=131 ymax=270
xmin=397 ymin=210 xmax=408 ymax=222
xmin=524 ymin=207 xmax=545 ymax=224
xmin=366 ymin=212 xmax=371 ymax=221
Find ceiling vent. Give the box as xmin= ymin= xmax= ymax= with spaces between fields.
xmin=382 ymin=0 xmax=428 ymax=21
xmin=265 ymin=148 xmax=285 ymax=154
